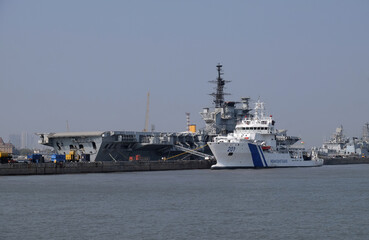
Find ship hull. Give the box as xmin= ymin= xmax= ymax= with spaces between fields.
xmin=208 ymin=142 xmax=323 ymax=169
xmin=38 ymin=131 xmax=213 ymax=162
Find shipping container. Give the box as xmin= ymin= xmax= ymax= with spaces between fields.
xmin=27 ymin=154 xmax=43 ymax=163
xmin=51 ymin=154 xmax=65 ymax=163
xmin=66 ymin=154 xmax=74 ymax=161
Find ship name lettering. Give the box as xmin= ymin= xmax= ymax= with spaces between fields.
xmin=270 ymin=159 xmax=288 ymax=163
xmin=227 ymin=146 xmax=236 ymax=152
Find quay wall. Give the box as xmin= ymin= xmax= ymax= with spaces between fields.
xmin=2 ymin=157 xmax=369 ymax=175
xmin=0 ymin=160 xmax=215 ymax=176
xmin=323 ymin=157 xmax=369 ymax=165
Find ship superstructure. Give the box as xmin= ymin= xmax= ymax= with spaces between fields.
xmin=200 ymin=64 xmax=252 ymax=136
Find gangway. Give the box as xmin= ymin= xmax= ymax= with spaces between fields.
xmin=172 ymin=144 xmax=214 ymax=160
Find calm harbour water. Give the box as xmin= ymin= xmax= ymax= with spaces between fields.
xmin=1 ymin=165 xmax=369 ymax=240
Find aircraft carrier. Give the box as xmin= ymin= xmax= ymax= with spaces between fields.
xmin=38 ymin=64 xmax=253 ymax=162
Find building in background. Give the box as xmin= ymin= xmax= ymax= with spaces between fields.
xmin=21 ymin=132 xmax=28 ymax=149
xmin=9 ymin=132 xmax=39 ymax=149
xmin=0 ymin=137 xmax=14 ymax=154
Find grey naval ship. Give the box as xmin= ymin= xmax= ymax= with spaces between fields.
xmin=38 ymin=64 xmax=250 ymax=162
xmin=38 ymin=64 xmax=301 ymax=162
xmin=317 ymin=123 xmax=369 ymax=158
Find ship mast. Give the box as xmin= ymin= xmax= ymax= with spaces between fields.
xmin=209 ymin=64 xmax=230 ymax=108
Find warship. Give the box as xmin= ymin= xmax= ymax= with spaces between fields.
xmin=318 ymin=123 xmax=369 ymax=158
xmin=38 ymin=64 xmax=252 ymax=162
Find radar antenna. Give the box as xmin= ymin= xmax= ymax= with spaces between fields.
xmin=209 ymin=64 xmax=230 ymax=108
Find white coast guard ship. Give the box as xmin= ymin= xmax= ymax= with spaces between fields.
xmin=208 ymin=100 xmax=323 ymax=169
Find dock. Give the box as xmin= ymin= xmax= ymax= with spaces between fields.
xmin=322 ymin=157 xmax=369 ymax=165
xmin=0 ymin=160 xmax=215 ymax=176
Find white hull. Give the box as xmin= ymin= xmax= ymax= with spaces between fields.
xmin=209 ymin=142 xmax=324 ymax=169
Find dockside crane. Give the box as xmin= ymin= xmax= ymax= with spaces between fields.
xmin=143 ymin=92 xmax=150 ymax=132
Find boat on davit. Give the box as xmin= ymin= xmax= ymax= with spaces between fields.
xmin=208 ymin=100 xmax=324 ymax=169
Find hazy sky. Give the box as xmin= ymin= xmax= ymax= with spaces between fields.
xmin=1 ymin=0 xmax=368 ymax=148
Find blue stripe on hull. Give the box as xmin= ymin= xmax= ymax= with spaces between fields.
xmin=258 ymin=146 xmax=268 ymax=167
xmin=248 ymin=143 xmax=264 ymax=167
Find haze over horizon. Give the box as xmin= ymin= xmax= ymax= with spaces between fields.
xmin=1 ymin=0 xmax=368 ymax=148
